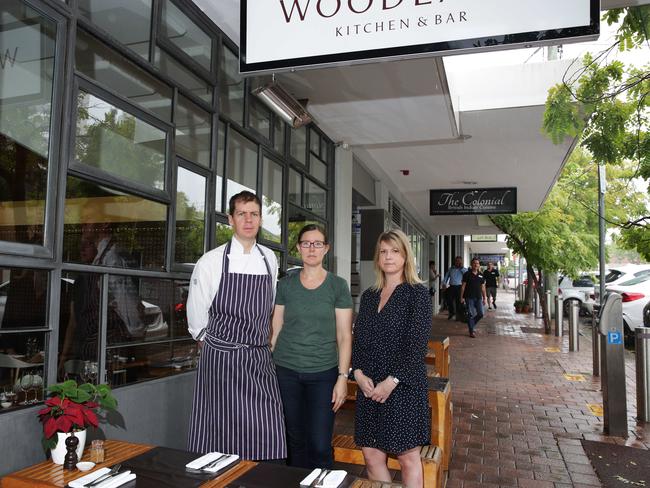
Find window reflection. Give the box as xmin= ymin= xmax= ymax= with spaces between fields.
xmin=288 ymin=207 xmax=324 ymax=259
xmin=0 ymin=332 xmax=47 ymax=409
xmin=218 ymin=46 xmax=244 ymax=125
xmin=153 ymin=47 xmax=212 ymax=105
xmin=63 ymin=176 xmax=167 ymax=270
xmin=215 ymin=121 xmax=225 ymax=213
xmin=289 ymin=169 xmax=302 ymax=206
xmin=310 ymin=155 xmax=327 ymax=184
xmin=249 ymin=98 xmax=271 ymax=140
xmin=0 ymin=1 xmax=56 ymax=245
xmin=273 ymin=116 xmax=285 ymax=154
xmin=75 ymin=90 xmax=167 ymax=190
xmin=175 ymin=167 xmax=206 ymax=264
xmin=215 ymin=222 xmax=233 ymax=247
xmin=176 ymin=95 xmax=211 ymax=167
xmin=226 ymin=131 xmax=257 ymax=203
xmin=290 ymin=126 xmax=307 ymax=165
xmin=161 ymin=0 xmax=212 ymax=72
xmin=78 ymin=0 xmax=151 ymax=59
xmin=305 ymin=179 xmax=327 ymax=219
xmin=262 ymin=157 xmax=283 ymax=244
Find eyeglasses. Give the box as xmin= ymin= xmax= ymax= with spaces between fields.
xmin=298 ymin=240 xmax=326 ymax=249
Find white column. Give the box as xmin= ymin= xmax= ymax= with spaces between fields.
xmin=334 ymin=146 xmax=353 ymax=286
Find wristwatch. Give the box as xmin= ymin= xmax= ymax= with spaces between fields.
xmin=391 ymin=376 xmax=400 ymax=385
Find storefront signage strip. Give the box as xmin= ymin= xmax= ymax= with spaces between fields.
xmin=430 ymin=188 xmax=517 ymax=215
xmin=241 ymin=0 xmax=599 ymax=73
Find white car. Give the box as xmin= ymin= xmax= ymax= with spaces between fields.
xmin=605 ymin=264 xmax=650 ymax=287
xmin=608 ymin=274 xmax=650 ymax=343
xmin=558 ymin=274 xmax=595 ymax=316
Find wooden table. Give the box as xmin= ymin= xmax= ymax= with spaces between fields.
xmin=1 ymin=440 xmax=402 ymax=488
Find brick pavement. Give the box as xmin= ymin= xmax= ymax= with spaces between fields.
xmin=335 ymin=290 xmax=650 ymax=487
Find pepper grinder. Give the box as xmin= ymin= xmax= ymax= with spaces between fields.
xmin=63 ymin=434 xmax=79 ymax=470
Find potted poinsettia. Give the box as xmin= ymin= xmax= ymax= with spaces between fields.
xmin=37 ymin=380 xmax=117 ymax=464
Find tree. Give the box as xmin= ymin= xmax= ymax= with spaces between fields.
xmin=542 ymin=6 xmax=650 ymax=259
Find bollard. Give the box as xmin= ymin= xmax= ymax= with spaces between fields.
xmin=569 ymin=300 xmax=579 ymax=351
xmin=545 ymin=291 xmax=553 ymax=334
xmin=635 ymin=327 xmax=650 ymax=422
xmin=592 ymin=310 xmax=600 ymax=376
xmin=534 ymin=291 xmax=540 ymax=317
xmin=555 ymin=296 xmax=564 ymax=337
xmin=519 ymin=284 xmax=526 ymax=301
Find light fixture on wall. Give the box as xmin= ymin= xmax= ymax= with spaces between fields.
xmin=252 ymin=81 xmax=313 ymax=129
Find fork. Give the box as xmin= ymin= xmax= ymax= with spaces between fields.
xmin=85 ymin=463 xmax=122 ymax=487
xmin=312 ymin=469 xmax=330 ymax=487
xmin=201 ymin=453 xmax=229 ymax=470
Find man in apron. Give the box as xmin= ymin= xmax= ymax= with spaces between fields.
xmin=187 ymin=191 xmax=286 ymax=461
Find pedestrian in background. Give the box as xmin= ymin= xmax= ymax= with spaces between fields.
xmin=484 ymin=262 xmax=500 ymax=310
xmin=443 ymin=256 xmax=467 ymax=321
xmin=460 ymin=258 xmax=487 ymax=338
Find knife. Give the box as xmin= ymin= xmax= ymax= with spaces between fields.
xmin=199 ymin=453 xmax=228 ymax=470
xmin=311 ymin=469 xmax=330 ymax=487
xmin=85 ymin=464 xmax=121 ymax=488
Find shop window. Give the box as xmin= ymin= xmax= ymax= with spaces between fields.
xmin=288 ymin=206 xmax=325 ymax=259
xmin=175 ymin=167 xmax=206 ymax=264
xmin=305 ymin=179 xmax=327 ymax=219
xmin=249 ymin=97 xmax=271 ymax=141
xmin=215 ymin=222 xmax=233 ymax=246
xmin=63 ymin=176 xmax=167 ymax=270
xmin=0 ymin=1 xmax=57 ymax=246
xmin=215 ymin=120 xmax=226 ymax=213
xmin=261 ymin=157 xmax=283 ymax=244
xmin=290 ymin=126 xmax=307 ymax=165
xmin=288 ymin=168 xmax=302 ymax=206
xmin=310 ymin=128 xmax=320 ymax=156
xmin=153 ymin=47 xmax=212 ymax=105
xmin=160 ymin=0 xmax=212 ymax=72
xmin=0 ymin=331 xmax=47 ymax=410
xmin=218 ymin=45 xmax=244 ymax=126
xmin=310 ymin=155 xmax=327 ymax=185
xmin=74 ymin=90 xmax=167 ymax=191
xmin=78 ymin=0 xmax=151 ymax=59
xmin=273 ymin=116 xmax=285 ymax=154
xmin=225 ymin=130 xmax=257 ymax=203
xmin=76 ymin=30 xmax=172 ymax=122
xmin=58 ymin=271 xmax=101 ymax=382
xmin=175 ymin=95 xmax=211 ymax=168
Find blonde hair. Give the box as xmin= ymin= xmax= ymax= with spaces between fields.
xmin=372 ymin=229 xmax=424 ymax=290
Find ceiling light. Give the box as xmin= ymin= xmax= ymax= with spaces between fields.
xmin=252 ymin=82 xmax=312 ymax=129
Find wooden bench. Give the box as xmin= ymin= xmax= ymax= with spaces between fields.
xmin=426 ymin=337 xmax=450 ymax=378
xmin=333 ymin=434 xmax=443 ymax=488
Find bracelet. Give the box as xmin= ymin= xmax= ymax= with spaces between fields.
xmin=338 ymin=372 xmax=348 ymax=378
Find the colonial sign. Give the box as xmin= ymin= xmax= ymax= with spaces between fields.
xmin=471 ymin=234 xmax=497 ymax=242
xmin=430 ymin=188 xmax=516 ymax=215
xmin=240 ymin=0 xmax=599 ymax=74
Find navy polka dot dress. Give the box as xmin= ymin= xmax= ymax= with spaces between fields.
xmin=351 ymin=283 xmax=432 ymax=454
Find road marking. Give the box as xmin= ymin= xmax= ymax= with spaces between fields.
xmin=544 ymin=347 xmax=561 ymax=353
xmin=563 ymin=373 xmax=586 ymax=382
xmin=587 ymin=403 xmax=604 ymax=416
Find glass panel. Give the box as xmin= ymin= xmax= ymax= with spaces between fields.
xmin=215 ymin=222 xmax=233 ymax=246
xmin=215 ymin=121 xmax=225 ymax=213
xmin=288 ymin=169 xmax=301 ymax=206
xmin=175 ymin=167 xmax=206 ymax=264
xmin=153 ymin=47 xmax=212 ymax=105
xmin=288 ymin=206 xmax=323 ymax=259
xmin=161 ymin=0 xmax=212 ymax=72
xmin=78 ymin=0 xmax=151 ymax=59
xmin=175 ymin=95 xmax=210 ymax=167
xmin=75 ymin=90 xmax=166 ymax=190
xmin=58 ymin=271 xmax=101 ymax=382
xmin=0 ymin=267 xmax=48 ymax=329
xmin=310 ymin=128 xmax=320 ymax=155
xmin=262 ymin=157 xmax=283 ymax=244
xmin=249 ymin=98 xmax=271 ymax=140
xmin=218 ymin=45 xmax=244 ymax=126
xmin=0 ymin=2 xmax=56 ymax=245
xmin=273 ymin=117 xmax=285 ymax=154
xmin=305 ymin=180 xmax=327 ymax=219
xmin=310 ymin=155 xmax=327 ymax=184
xmin=0 ymin=331 xmax=46 ymax=409
xmin=226 ymin=131 xmax=257 ymax=203
xmin=63 ymin=176 xmax=167 ymax=270
xmin=106 ymin=339 xmax=195 ymax=387
xmin=290 ymin=126 xmax=307 ymax=165
xmin=76 ymin=30 xmax=172 ymax=122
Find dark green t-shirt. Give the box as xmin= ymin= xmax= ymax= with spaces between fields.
xmin=273 ymin=270 xmax=353 ymax=373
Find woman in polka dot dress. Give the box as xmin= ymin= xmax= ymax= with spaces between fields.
xmin=351 ymin=229 xmax=431 ymax=488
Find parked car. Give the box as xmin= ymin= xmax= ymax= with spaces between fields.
xmin=607 ymin=274 xmax=650 ymax=344
xmin=558 ymin=274 xmax=596 ymax=316
xmin=605 ymin=264 xmax=650 ymax=287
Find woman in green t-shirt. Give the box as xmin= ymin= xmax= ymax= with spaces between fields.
xmin=271 ymin=224 xmax=353 ymax=469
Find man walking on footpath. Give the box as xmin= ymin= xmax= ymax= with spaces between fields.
xmin=443 ymin=256 xmax=467 ymax=321
xmin=484 ymin=262 xmax=500 ymax=310
xmin=460 ymin=258 xmax=487 ymax=338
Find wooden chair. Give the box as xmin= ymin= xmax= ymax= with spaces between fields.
xmin=333 ymin=434 xmax=443 ymax=488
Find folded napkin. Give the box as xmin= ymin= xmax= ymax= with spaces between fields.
xmin=69 ymin=469 xmax=136 ymax=488
xmin=300 ymin=469 xmax=347 ymax=487
xmin=184 ymin=452 xmax=239 ymax=473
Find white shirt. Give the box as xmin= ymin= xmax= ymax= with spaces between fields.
xmin=186 ymin=237 xmax=279 ymax=340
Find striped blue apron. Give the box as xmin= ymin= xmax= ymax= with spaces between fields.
xmin=188 ymin=241 xmax=286 ymax=460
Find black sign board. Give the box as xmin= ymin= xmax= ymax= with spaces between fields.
xmin=430 ymin=188 xmax=517 ymax=215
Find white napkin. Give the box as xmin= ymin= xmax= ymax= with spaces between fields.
xmin=300 ymin=469 xmax=347 ymax=487
xmin=69 ymin=469 xmax=136 ymax=488
xmin=185 ymin=452 xmax=239 ymax=473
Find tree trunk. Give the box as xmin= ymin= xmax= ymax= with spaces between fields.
xmin=528 ymin=265 xmax=551 ymax=332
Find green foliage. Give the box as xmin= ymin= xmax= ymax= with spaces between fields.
xmin=47 ymin=379 xmax=117 ymax=411
xmin=604 ymin=6 xmax=650 ymax=50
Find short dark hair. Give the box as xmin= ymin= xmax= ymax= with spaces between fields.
xmin=297 ymin=224 xmax=328 ymax=245
xmin=471 ymin=257 xmax=480 ymax=264
xmin=228 ymin=191 xmax=261 ymax=216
